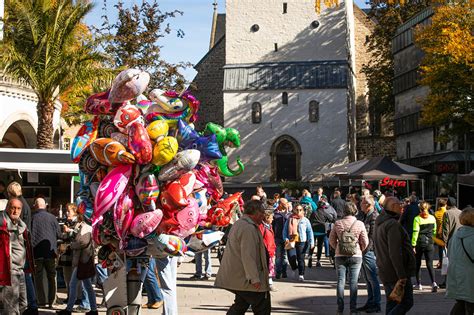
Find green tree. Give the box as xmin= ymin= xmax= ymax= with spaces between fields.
xmin=2 ymin=0 xmax=109 ymax=148
xmin=414 ymin=3 xmax=474 ymax=141
xmin=362 ymin=1 xmax=431 ymax=132
xmin=96 ymin=0 xmax=190 ymax=91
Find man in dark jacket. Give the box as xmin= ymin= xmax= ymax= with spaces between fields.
xmin=330 ymin=190 xmax=346 ymax=219
xmin=400 ymin=195 xmax=419 ymax=240
xmin=374 ymin=196 xmax=416 ymax=315
xmin=272 ymin=198 xmax=289 ymax=279
xmin=31 ymin=198 xmax=60 ymax=308
xmin=6 ymin=182 xmax=32 ymax=230
xmin=357 ymin=195 xmax=381 ymax=313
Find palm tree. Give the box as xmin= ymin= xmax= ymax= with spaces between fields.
xmin=2 ymin=0 xmax=108 ymax=149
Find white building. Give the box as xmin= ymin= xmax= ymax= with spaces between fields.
xmin=0 ymin=72 xmax=63 ymax=148
xmin=193 ymin=0 xmax=379 ymax=185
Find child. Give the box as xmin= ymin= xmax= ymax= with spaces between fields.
xmin=260 ymin=209 xmax=277 ymax=291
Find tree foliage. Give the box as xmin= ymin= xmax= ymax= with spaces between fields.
xmin=415 ymin=3 xmax=474 ymax=141
xmin=1 ymin=0 xmax=111 ymax=148
xmin=362 ymin=1 xmax=431 ymax=133
xmin=95 ymin=0 xmax=190 ymax=91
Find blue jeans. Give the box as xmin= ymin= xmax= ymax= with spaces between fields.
xmin=66 ymin=267 xmax=97 ymax=312
xmin=25 ymin=272 xmax=38 ymax=309
xmin=156 ymin=256 xmax=178 ymax=315
xmin=335 ymin=256 xmax=362 ymax=312
xmin=143 ymin=258 xmax=163 ymax=304
xmin=95 ymin=263 xmax=108 ymax=285
xmin=361 ymin=251 xmax=381 ymax=308
xmin=383 ymin=279 xmax=414 ymax=315
xmin=195 ymin=249 xmax=212 ymax=277
xmin=275 ymin=241 xmax=288 ymax=276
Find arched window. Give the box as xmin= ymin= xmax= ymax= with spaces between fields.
xmin=309 ymin=100 xmax=319 ymax=122
xmin=251 ymin=102 xmax=262 ymax=124
xmin=270 ymin=135 xmax=302 ymax=182
xmin=282 ymin=92 xmax=288 ymax=105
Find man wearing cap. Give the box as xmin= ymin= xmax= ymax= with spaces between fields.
xmin=0 ymin=198 xmax=35 ymax=315
xmin=374 ymin=196 xmax=416 ymax=315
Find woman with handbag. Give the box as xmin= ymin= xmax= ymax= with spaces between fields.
xmin=411 ymin=201 xmax=438 ymax=292
xmin=57 ymin=211 xmax=97 ymax=315
xmin=283 ymin=204 xmax=314 ymax=282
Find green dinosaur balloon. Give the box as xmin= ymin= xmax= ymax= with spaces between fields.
xmin=204 ymin=122 xmax=244 ymax=177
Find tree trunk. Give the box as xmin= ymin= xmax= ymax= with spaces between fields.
xmin=36 ymin=99 xmax=55 ymax=149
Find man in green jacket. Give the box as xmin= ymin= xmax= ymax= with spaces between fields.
xmin=215 ymin=199 xmax=270 ymax=315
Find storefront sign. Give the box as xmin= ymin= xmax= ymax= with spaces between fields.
xmin=435 ymin=163 xmax=458 ymax=174
xmin=380 ymin=177 xmax=406 ymax=188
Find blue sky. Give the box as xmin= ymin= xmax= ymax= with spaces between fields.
xmin=86 ymin=0 xmax=368 ymax=82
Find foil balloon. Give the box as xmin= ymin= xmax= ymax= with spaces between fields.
xmin=79 ymin=149 xmax=100 ymax=175
xmin=194 ymin=188 xmax=208 ymax=216
xmin=110 ymin=132 xmax=129 ymax=147
xmin=98 ymin=118 xmax=118 ymax=138
xmin=178 ymin=172 xmax=196 ymax=196
xmin=128 ymin=122 xmax=152 ymax=164
xmin=130 ymin=209 xmax=164 ymax=239
xmin=177 ymin=120 xmax=222 ymax=161
xmin=84 ymin=90 xmax=122 ymax=115
xmin=135 ymin=172 xmax=159 ymax=211
xmin=194 ymin=163 xmax=224 ymax=201
xmin=160 ymin=181 xmax=189 ymax=214
xmin=113 ymin=104 xmax=144 ymax=134
xmin=108 ymin=69 xmax=150 ymax=104
xmin=151 ymin=136 xmax=178 ymax=166
xmin=158 ymin=149 xmax=201 ymax=182
xmin=71 ymin=117 xmax=100 ymax=163
xmin=146 ymin=120 xmax=169 ymax=141
xmin=206 ymin=192 xmax=243 ymax=227
xmin=186 ymin=230 xmax=224 ymax=253
xmin=173 ymin=198 xmax=200 ymax=238
xmin=113 ymin=187 xmax=135 ymax=247
xmin=94 ymin=164 xmax=132 ymax=218
xmin=204 ymin=122 xmax=244 ymax=177
xmin=154 ymin=234 xmax=191 ymax=257
xmin=92 ymin=215 xmax=103 ymax=245
xmin=136 ymin=99 xmax=152 ymax=114
xmin=90 ymin=138 xmax=135 ymax=166
xmin=149 ymin=89 xmax=186 ymax=113
xmin=76 ymin=195 xmax=93 ymax=221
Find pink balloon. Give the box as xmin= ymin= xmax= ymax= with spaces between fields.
xmin=173 ymin=198 xmax=199 ymax=238
xmin=94 ymin=164 xmax=132 ymax=218
xmin=130 ymin=209 xmax=164 ymax=239
xmin=128 ymin=122 xmax=153 ymax=164
xmin=114 ymin=187 xmax=135 ymax=244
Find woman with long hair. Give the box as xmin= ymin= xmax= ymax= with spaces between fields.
xmin=57 ymin=211 xmax=97 ymax=315
xmin=283 ymin=204 xmax=314 ymax=282
xmin=411 ymin=201 xmax=438 ymax=292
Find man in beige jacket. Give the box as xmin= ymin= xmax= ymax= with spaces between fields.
xmin=215 ymin=199 xmax=271 ymax=315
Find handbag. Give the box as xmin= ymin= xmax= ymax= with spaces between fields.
xmin=441 ymin=249 xmax=449 ymax=276
xmin=388 ymin=279 xmax=406 ymax=304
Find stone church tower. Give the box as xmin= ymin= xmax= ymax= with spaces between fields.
xmin=192 ymin=0 xmax=394 ymax=185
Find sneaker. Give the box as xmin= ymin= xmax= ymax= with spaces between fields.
xmin=298 ymin=275 xmax=304 ymax=282
xmin=72 ymin=306 xmax=90 ymax=313
xmin=316 ymin=261 xmax=322 ymax=267
xmin=432 ymin=282 xmax=439 ymax=293
xmin=203 ymin=274 xmax=211 ymax=280
xmin=148 ymin=301 xmax=164 ymax=309
xmin=413 ymin=283 xmax=423 ymax=290
xmin=190 ymin=274 xmax=202 ymax=280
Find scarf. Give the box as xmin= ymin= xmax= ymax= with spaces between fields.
xmin=288 ymin=215 xmax=300 ymax=237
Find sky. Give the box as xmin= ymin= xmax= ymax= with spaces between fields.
xmin=86 ymin=0 xmax=368 ymax=82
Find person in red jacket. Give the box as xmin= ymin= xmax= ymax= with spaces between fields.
xmin=260 ymin=209 xmax=277 ymax=291
xmin=0 ymin=198 xmax=35 ymax=315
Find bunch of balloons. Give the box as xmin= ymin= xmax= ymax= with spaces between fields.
xmin=70 ymin=69 xmax=245 ymax=263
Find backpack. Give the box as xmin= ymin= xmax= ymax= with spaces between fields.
xmin=338 ymin=219 xmax=359 ymax=256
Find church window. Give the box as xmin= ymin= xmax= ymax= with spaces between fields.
xmin=309 ymin=100 xmax=319 ymax=122
xmin=251 ymin=24 xmax=260 ymax=32
xmin=282 ymin=92 xmax=288 ymax=105
xmin=283 ymin=3 xmax=288 ymax=14
xmin=251 ymin=102 xmax=262 ymax=124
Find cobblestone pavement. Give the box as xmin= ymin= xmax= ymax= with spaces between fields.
xmin=40 ymin=254 xmax=453 ymax=314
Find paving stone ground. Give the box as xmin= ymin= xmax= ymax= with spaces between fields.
xmin=39 ymin=252 xmax=453 ymax=314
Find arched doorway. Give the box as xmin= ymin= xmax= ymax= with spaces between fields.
xmin=0 ymin=120 xmax=37 ymax=148
xmin=270 ymin=135 xmax=301 ymax=182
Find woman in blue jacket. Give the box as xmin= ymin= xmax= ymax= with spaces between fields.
xmin=283 ymin=204 xmax=314 ymax=282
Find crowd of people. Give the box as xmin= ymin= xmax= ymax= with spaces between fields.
xmin=0 ymin=181 xmax=473 ymax=315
